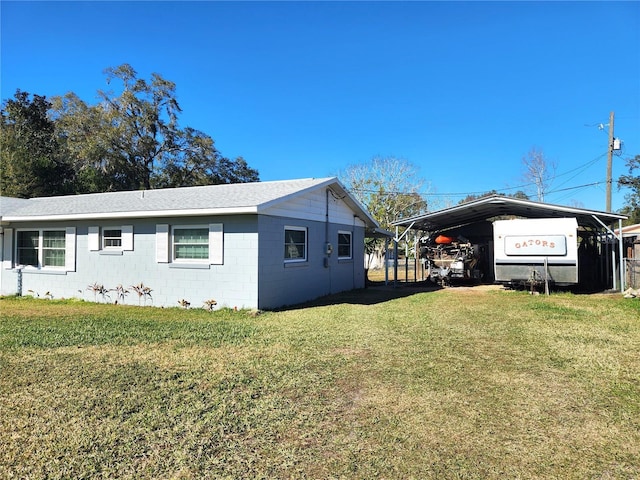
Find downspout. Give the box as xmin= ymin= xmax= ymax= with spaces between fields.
xmin=325 ymin=190 xmax=331 ymax=297
xmin=353 ymin=215 xmax=357 ymax=290
xmin=325 ymin=189 xmax=330 ymax=245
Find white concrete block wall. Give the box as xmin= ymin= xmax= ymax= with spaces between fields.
xmin=1 ymin=217 xmax=261 ymax=309
xmin=2 ymin=212 xmax=366 ymax=310
xmin=256 ymin=215 xmax=366 ymax=309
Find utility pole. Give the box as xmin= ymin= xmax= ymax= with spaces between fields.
xmin=606 ymin=111 xmax=615 ymax=212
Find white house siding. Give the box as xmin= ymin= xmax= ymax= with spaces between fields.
xmin=255 ymin=186 xmax=367 ymax=309
xmin=1 ymin=212 xmax=365 ymax=310
xmin=1 ymin=181 xmax=375 ymax=309
xmin=262 ymin=186 xmax=362 ymax=225
xmin=256 ymin=215 xmax=366 ymax=310
xmin=1 ymin=216 xmax=261 ymax=309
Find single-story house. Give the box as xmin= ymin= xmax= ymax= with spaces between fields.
xmin=0 ymin=177 xmax=384 ymax=309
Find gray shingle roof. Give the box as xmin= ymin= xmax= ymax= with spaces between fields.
xmin=0 ymin=178 xmax=380 ymax=229
xmin=0 ymin=196 xmax=30 ymax=216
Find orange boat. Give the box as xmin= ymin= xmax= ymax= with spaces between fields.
xmin=435 ymin=235 xmax=456 ymax=244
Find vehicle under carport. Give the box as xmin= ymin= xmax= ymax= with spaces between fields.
xmin=391 ymin=195 xmax=628 ymax=292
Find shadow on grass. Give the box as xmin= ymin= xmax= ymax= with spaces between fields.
xmin=275 ymin=281 xmax=442 ymax=311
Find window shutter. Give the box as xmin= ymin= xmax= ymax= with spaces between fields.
xmin=122 ymin=225 xmax=134 ymax=251
xmin=65 ymin=227 xmax=76 ymax=271
xmin=156 ymin=224 xmax=169 ymax=263
xmin=2 ymin=228 xmax=13 ymax=270
xmin=209 ymin=223 xmax=223 ymax=264
xmin=88 ymin=226 xmax=100 ymax=251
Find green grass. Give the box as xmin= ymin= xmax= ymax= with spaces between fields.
xmin=1 ymin=289 xmax=639 ymax=479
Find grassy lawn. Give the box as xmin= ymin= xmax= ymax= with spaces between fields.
xmin=1 ymin=288 xmax=639 ymax=479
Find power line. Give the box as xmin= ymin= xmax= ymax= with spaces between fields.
xmin=347 ymin=151 xmax=614 ymax=201
xmin=351 ymin=181 xmax=607 ymax=199
xmin=547 ymin=181 xmax=604 ymax=195
xmin=551 ymin=153 xmax=607 ymax=191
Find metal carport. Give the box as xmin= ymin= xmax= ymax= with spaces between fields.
xmin=392 ymin=195 xmax=628 ymax=291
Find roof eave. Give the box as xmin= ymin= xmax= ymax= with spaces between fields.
xmin=367 ymin=226 xmax=394 ymax=238
xmin=3 ymin=206 xmax=260 ymax=222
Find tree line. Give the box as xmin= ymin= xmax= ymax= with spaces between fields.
xmin=1 ymin=64 xmax=638 ymax=225
xmin=0 ymin=64 xmax=259 ymax=198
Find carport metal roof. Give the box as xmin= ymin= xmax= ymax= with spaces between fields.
xmin=392 ymin=195 xmax=628 ymax=290
xmin=393 ymin=195 xmax=627 ymax=232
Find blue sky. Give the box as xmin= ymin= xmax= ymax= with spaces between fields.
xmin=2 ymin=1 xmax=639 ymax=212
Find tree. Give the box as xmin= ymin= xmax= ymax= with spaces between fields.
xmin=50 ymin=64 xmax=258 ymax=193
xmin=521 ymin=147 xmax=556 ymax=202
xmin=0 ymin=90 xmax=73 ymax=197
xmin=340 ymin=156 xmax=428 ymax=229
xmin=153 ymin=128 xmax=258 ymax=188
xmin=339 ymin=156 xmax=429 ymax=268
xmin=618 ymin=154 xmax=640 ymax=225
xmin=458 ymin=190 xmax=529 ymax=204
xmin=50 ymin=92 xmax=118 ymax=193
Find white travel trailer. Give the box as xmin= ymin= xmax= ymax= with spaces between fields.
xmin=493 ymin=218 xmax=579 ymax=287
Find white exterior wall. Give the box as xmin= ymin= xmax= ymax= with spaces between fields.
xmin=256 ymin=215 xmax=365 ymax=309
xmin=1 ymin=216 xmax=260 ymax=309
xmin=257 ymin=187 xmax=366 ymax=309
xmin=1 ymin=186 xmax=369 ymax=309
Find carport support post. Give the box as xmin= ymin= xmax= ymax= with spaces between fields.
xmin=619 ymin=218 xmax=625 ymax=290
xmin=405 ymin=240 xmax=409 ymax=283
xmin=392 ymin=222 xmax=416 ymax=288
xmin=414 ymin=231 xmax=420 ymax=282
xmin=592 ymin=215 xmax=626 ymax=291
xmin=394 ymin=226 xmax=399 ymax=288
xmin=612 ymin=249 xmax=617 ymax=291
xmin=384 ymin=237 xmax=389 ymax=286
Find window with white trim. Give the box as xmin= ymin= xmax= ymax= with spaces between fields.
xmin=284 ymin=226 xmax=307 ymax=262
xmin=17 ymin=230 xmax=66 ymax=268
xmin=103 ymin=229 xmax=122 ymax=248
xmin=338 ymin=231 xmax=352 ymax=259
xmin=88 ymin=225 xmax=133 ymax=251
xmin=155 ymin=224 xmax=223 ymax=265
xmin=17 ymin=231 xmax=39 ymax=267
xmin=173 ymin=227 xmax=209 ymax=261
